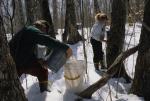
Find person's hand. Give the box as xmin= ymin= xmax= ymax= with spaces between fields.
xmin=38 ymin=59 xmax=48 ymax=69
xmin=66 ymin=48 xmax=72 ymax=58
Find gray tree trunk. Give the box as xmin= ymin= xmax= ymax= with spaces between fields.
xmin=63 ymin=0 xmax=83 ymax=44
xmin=130 ymin=1 xmax=150 ymax=100
xmin=106 ymin=0 xmax=131 ymax=82
xmin=0 ymin=14 xmax=27 ymax=101
xmin=25 ymin=0 xmax=55 ymax=38
xmin=25 ymin=0 xmax=43 ymax=24
xmin=25 ymin=0 xmax=35 ymax=24
xmin=40 ymin=0 xmax=56 ymax=38
xmin=13 ymin=0 xmax=26 ymax=33
xmin=94 ymin=0 xmax=100 ymax=14
xmin=53 ymin=0 xmax=58 ymax=32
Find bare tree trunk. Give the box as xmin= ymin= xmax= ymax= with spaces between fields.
xmin=63 ymin=0 xmax=83 ymax=44
xmin=53 ymin=0 xmax=58 ymax=32
xmin=25 ymin=0 xmax=34 ymax=24
xmin=130 ymin=1 xmax=150 ymax=100
xmin=94 ymin=0 xmax=100 ymax=14
xmin=106 ymin=0 xmax=131 ymax=82
xmin=13 ymin=0 xmax=26 ymax=33
xmin=9 ymin=0 xmax=15 ymax=36
xmin=78 ymin=45 xmax=139 ymax=98
xmin=25 ymin=0 xmax=43 ymax=24
xmin=41 ymin=0 xmax=56 ymax=38
xmin=0 ymin=14 xmax=27 ymax=101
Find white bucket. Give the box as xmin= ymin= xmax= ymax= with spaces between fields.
xmin=64 ymin=57 xmax=86 ymax=93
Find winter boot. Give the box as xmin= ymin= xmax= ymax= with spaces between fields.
xmin=39 ymin=81 xmax=51 ymax=93
xmin=100 ymin=60 xmax=106 ymax=69
xmin=94 ymin=63 xmax=100 ymax=71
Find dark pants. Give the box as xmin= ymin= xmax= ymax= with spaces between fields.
xmin=17 ymin=60 xmax=48 ymax=84
xmin=90 ymin=38 xmax=104 ymax=64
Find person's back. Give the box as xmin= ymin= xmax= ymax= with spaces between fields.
xmin=9 ymin=26 xmax=43 ymax=68
xmin=91 ymin=21 xmax=105 ymax=41
xmin=9 ymin=27 xmax=28 ymax=67
xmin=9 ymin=20 xmax=72 ymax=92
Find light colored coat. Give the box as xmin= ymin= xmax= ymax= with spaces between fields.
xmin=90 ymin=21 xmax=105 ymax=41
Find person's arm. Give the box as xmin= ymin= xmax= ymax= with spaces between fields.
xmin=33 ymin=32 xmax=72 ymax=58
xmin=27 ymin=26 xmax=72 ymax=58
xmin=100 ymin=24 xmax=108 ymax=43
xmin=66 ymin=48 xmax=72 ymax=58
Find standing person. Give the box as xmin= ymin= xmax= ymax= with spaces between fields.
xmin=90 ymin=13 xmax=108 ymax=71
xmin=9 ymin=20 xmax=72 ymax=92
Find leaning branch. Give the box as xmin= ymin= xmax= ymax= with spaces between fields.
xmin=78 ymin=45 xmax=139 ymax=99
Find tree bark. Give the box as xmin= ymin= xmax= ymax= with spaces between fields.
xmin=41 ymin=0 xmax=56 ymax=38
xmin=53 ymin=0 xmax=58 ymax=32
xmin=94 ymin=0 xmax=100 ymax=14
xmin=78 ymin=45 xmax=139 ymax=99
xmin=13 ymin=0 xmax=26 ymax=33
xmin=130 ymin=1 xmax=150 ymax=100
xmin=25 ymin=0 xmax=34 ymax=24
xmin=106 ymin=0 xmax=130 ymax=82
xmin=63 ymin=0 xmax=83 ymax=44
xmin=0 ymin=15 xmax=27 ymax=101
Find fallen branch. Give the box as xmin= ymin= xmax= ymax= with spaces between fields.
xmin=78 ymin=45 xmax=139 ymax=99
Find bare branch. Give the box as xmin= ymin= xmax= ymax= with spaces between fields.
xmin=78 ymin=45 xmax=139 ymax=98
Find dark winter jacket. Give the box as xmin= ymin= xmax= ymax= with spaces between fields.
xmin=9 ymin=26 xmax=69 ymax=68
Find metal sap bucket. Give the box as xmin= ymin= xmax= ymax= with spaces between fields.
xmin=46 ymin=48 xmax=67 ymax=73
xmin=37 ymin=44 xmax=68 ymax=73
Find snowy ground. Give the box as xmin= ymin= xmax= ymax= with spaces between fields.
xmin=17 ymin=23 xmax=144 ymax=101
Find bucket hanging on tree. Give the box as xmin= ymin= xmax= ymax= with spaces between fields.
xmin=64 ymin=57 xmax=86 ymax=93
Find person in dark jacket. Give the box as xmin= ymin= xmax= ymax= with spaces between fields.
xmin=9 ymin=20 xmax=72 ymax=92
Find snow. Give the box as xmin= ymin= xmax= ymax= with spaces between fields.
xmin=19 ymin=23 xmax=144 ymax=101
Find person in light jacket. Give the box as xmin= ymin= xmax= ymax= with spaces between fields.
xmin=90 ymin=13 xmax=108 ymax=71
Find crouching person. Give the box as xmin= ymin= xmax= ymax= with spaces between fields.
xmin=9 ymin=20 xmax=72 ymax=92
